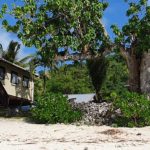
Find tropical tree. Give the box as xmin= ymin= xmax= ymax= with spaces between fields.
xmin=111 ymin=0 xmax=150 ymax=92
xmin=87 ymin=56 xmax=108 ymax=102
xmin=0 ymin=0 xmax=110 ymax=62
xmin=2 ymin=40 xmax=32 ymax=67
xmin=38 ymin=70 xmax=50 ymax=94
xmin=2 ymin=40 xmax=21 ymax=63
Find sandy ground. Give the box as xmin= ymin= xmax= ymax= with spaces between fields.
xmin=0 ymin=118 xmax=150 ymax=150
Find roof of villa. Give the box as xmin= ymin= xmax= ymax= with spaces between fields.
xmin=0 ymin=58 xmax=30 ymax=73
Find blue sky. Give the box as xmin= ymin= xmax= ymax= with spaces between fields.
xmin=0 ymin=0 xmax=149 ymax=60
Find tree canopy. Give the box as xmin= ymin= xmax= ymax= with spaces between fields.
xmin=0 ymin=0 xmax=109 ymax=59
xmin=112 ymin=0 xmax=150 ymax=57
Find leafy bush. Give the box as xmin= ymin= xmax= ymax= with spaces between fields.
xmin=31 ymin=92 xmax=82 ymax=124
xmin=111 ymin=91 xmax=150 ymax=127
xmin=46 ymin=64 xmax=94 ymax=94
xmin=102 ymin=56 xmax=128 ymax=100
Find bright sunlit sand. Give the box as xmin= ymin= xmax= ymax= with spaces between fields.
xmin=0 ymin=118 xmax=150 ymax=150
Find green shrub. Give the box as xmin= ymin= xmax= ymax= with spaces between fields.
xmin=102 ymin=57 xmax=128 ymax=100
xmin=111 ymin=91 xmax=150 ymax=127
xmin=46 ymin=64 xmax=94 ymax=94
xmin=31 ymin=92 xmax=82 ymax=124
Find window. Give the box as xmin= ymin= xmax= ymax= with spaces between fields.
xmin=0 ymin=67 xmax=5 ymax=80
xmin=11 ymin=72 xmax=19 ymax=84
xmin=23 ymin=76 xmax=29 ymax=88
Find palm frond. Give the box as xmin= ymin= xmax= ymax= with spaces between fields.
xmin=3 ymin=40 xmax=21 ymax=62
xmin=18 ymin=54 xmax=35 ymax=64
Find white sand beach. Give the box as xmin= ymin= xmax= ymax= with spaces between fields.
xmin=0 ymin=118 xmax=150 ymax=150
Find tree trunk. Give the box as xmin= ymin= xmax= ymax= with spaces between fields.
xmin=140 ymin=52 xmax=150 ymax=97
xmin=127 ymin=55 xmax=141 ymax=93
xmin=43 ymin=66 xmax=46 ymax=94
xmin=94 ymin=90 xmax=102 ymax=103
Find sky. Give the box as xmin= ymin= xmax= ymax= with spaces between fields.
xmin=0 ymin=0 xmax=149 ymax=61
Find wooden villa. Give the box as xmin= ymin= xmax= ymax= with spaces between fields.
xmin=0 ymin=58 xmax=34 ymax=107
